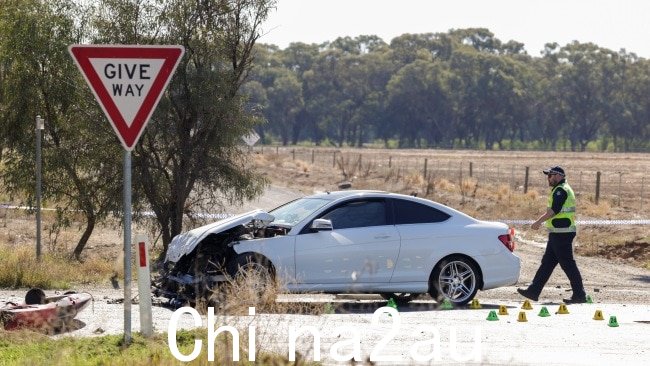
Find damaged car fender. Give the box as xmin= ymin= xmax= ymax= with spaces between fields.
xmin=232 ymin=235 xmax=297 ymax=282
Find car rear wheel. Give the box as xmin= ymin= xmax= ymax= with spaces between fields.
xmin=430 ymin=255 xmax=480 ymax=306
xmin=380 ymin=293 xmax=420 ymax=305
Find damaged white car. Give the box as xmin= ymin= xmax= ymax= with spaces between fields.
xmin=153 ymin=190 xmax=520 ymax=306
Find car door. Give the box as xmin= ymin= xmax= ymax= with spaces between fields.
xmin=294 ymin=198 xmax=400 ymax=286
xmin=390 ymin=198 xmax=452 ymax=282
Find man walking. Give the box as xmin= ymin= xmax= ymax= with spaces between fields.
xmin=517 ymin=166 xmax=587 ymax=304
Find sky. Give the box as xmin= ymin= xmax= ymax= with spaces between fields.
xmin=258 ymin=0 xmax=650 ymax=58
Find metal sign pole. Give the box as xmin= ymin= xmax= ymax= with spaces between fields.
xmin=124 ymin=150 xmax=132 ymax=344
xmin=35 ymin=115 xmax=43 ymax=261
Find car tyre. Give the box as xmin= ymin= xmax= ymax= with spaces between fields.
xmin=429 ymin=255 xmax=481 ymax=306
xmin=25 ymin=288 xmax=46 ymax=305
xmin=226 ymin=253 xmax=276 ymax=306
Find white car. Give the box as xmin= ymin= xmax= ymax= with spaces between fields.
xmin=154 ymin=190 xmax=520 ymax=306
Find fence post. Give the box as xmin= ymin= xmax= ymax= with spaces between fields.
xmin=276 ymin=146 xmax=279 ymax=155
xmin=424 ymin=158 xmax=428 ymax=178
xmin=595 ymin=171 xmax=601 ymax=205
xmin=311 ymin=149 xmax=315 ymax=164
xmin=617 ymin=172 xmax=623 ymax=207
xmin=641 ymin=177 xmax=645 ymax=212
xmin=524 ymin=166 xmax=529 ymax=194
xmin=292 ymin=149 xmax=295 ymax=161
xmin=333 ymin=151 xmax=337 ymax=167
xmin=579 ymin=171 xmax=583 ymax=191
xmin=511 ymin=165 xmax=515 ymax=189
xmin=389 ymin=156 xmax=392 ymax=168
xmin=469 ymin=162 xmax=473 ymax=177
xmin=459 ymin=162 xmax=463 ymax=185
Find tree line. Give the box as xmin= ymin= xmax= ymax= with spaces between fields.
xmin=247 ymin=29 xmax=650 ymax=152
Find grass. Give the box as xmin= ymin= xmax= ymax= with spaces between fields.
xmin=0 ymin=243 xmax=115 ymax=289
xmin=0 ymin=329 xmax=300 ymax=366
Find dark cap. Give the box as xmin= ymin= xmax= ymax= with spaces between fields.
xmin=543 ymin=166 xmax=565 ymax=176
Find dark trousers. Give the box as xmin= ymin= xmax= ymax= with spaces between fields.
xmin=529 ymin=232 xmax=586 ymax=298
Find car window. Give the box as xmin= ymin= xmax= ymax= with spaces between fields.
xmin=393 ymin=199 xmax=450 ymax=224
xmin=269 ymin=198 xmax=330 ymax=226
xmin=321 ymin=200 xmax=387 ymax=229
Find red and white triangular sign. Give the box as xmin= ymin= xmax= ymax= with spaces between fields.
xmin=68 ymin=44 xmax=184 ymax=150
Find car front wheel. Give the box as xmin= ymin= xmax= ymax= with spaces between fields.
xmin=430 ymin=256 xmax=480 ymax=306
xmin=226 ymin=253 xmax=276 ymax=307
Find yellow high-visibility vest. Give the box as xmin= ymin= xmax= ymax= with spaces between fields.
xmin=545 ymin=182 xmax=576 ymax=233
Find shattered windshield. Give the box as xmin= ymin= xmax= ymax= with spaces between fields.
xmin=269 ymin=198 xmax=330 ymax=226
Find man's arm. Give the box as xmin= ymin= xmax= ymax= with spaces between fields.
xmin=532 ymin=208 xmax=556 ymax=230
xmin=531 ymin=187 xmax=568 ymax=230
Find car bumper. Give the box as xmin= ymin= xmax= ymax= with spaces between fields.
xmin=480 ymin=251 xmax=521 ymax=290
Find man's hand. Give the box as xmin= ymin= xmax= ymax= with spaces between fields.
xmin=532 ymin=208 xmax=555 ymax=231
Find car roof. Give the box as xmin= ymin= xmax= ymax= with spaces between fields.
xmin=306 ymin=190 xmax=433 ymax=203
xmin=304 ymin=190 xmax=475 ymax=222
xmin=306 ymin=190 xmax=388 ymax=200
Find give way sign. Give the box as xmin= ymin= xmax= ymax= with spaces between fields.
xmin=68 ymin=44 xmax=184 ymax=150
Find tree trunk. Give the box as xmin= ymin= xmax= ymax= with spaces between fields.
xmin=291 ymin=121 xmax=302 ymax=145
xmin=72 ymin=213 xmax=96 ymax=261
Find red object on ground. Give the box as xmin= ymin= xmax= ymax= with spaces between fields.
xmin=1 ymin=292 xmax=92 ymax=331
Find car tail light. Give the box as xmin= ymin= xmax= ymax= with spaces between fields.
xmin=498 ymin=228 xmax=516 ymax=252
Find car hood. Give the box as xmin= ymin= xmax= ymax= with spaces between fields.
xmin=164 ymin=209 xmax=275 ymax=263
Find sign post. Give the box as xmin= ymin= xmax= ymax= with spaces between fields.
xmin=35 ymin=115 xmax=44 ymax=261
xmin=135 ymin=233 xmax=153 ymax=336
xmin=69 ymin=44 xmax=184 ymax=343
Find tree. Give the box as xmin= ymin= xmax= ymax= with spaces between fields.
xmin=265 ymin=69 xmax=304 ymax=145
xmin=386 ymin=60 xmax=453 ymax=147
xmin=555 ymin=42 xmax=618 ymax=151
xmin=607 ymin=52 xmax=650 ymax=151
xmin=92 ymin=0 xmax=273 ymax=254
xmin=0 ymin=0 xmax=124 ymax=260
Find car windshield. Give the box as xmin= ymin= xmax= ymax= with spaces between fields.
xmin=269 ymin=198 xmax=330 ymax=226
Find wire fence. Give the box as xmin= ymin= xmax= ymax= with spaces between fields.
xmin=254 ymin=146 xmax=649 ymax=213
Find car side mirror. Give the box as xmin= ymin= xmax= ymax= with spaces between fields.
xmin=310 ymin=218 xmax=333 ymax=231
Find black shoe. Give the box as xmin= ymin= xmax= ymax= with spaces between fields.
xmin=563 ymin=297 xmax=587 ymax=304
xmin=517 ymin=288 xmax=539 ymax=301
